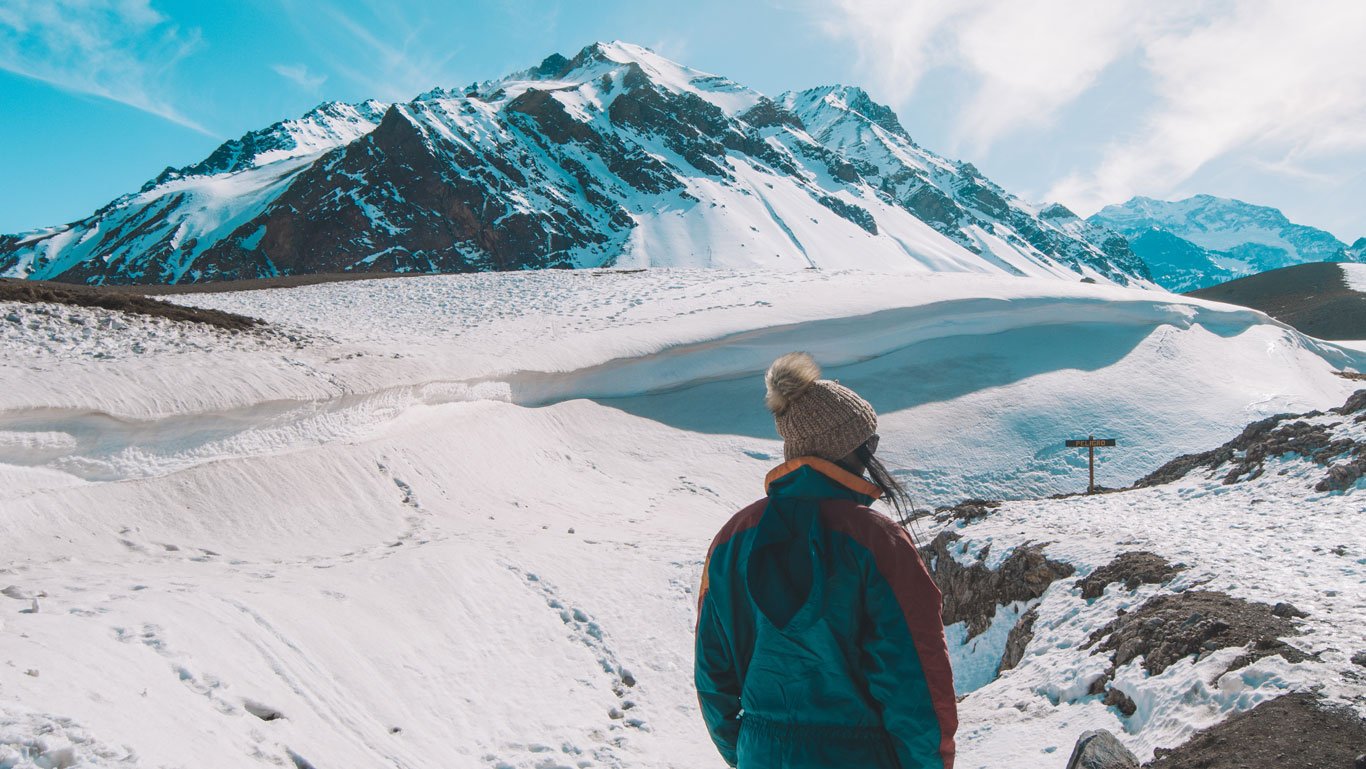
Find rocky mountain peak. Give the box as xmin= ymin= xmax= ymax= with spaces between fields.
xmin=1091 ymin=194 xmax=1360 ymax=291
xmin=779 ymin=85 xmax=910 ymax=141
xmin=1 ymin=42 xmax=1153 ymax=287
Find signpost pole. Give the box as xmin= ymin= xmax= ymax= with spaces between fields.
xmin=1088 ymin=434 xmax=1095 ymax=495
xmin=1066 ymin=436 xmax=1115 ymax=495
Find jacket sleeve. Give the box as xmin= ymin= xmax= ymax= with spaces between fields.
xmin=860 ymin=524 xmax=957 ymax=769
xmin=695 ymin=583 xmax=741 ymax=767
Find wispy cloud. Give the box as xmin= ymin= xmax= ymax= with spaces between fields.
xmin=813 ymin=1 xmax=1366 ymax=215
xmin=0 ymin=0 xmax=210 ymax=134
xmin=1048 ymin=1 xmax=1366 ymax=215
xmin=278 ymin=0 xmax=463 ymax=101
xmin=273 ymin=62 xmax=327 ymax=91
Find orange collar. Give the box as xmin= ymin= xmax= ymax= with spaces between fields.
xmin=764 ymin=456 xmax=883 ymax=500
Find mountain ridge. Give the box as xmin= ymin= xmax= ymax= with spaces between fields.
xmin=1090 ymin=194 xmax=1362 ymax=292
xmin=2 ymin=41 xmax=1150 ymax=286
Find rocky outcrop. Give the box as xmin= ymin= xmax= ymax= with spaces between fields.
xmin=998 ymin=605 xmax=1038 ymax=673
xmin=933 ymin=499 xmax=1001 ymax=525
xmin=1065 ymin=730 xmax=1140 ymax=769
xmin=1084 ymin=590 xmax=1307 ymax=677
xmin=1144 ymin=694 xmax=1366 ymax=769
xmin=1134 ymin=391 xmax=1365 ymax=493
xmin=1076 ymin=552 xmax=1184 ymax=600
xmin=923 ymin=532 xmax=1074 ymax=639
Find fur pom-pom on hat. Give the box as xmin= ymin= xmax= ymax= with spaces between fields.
xmin=765 ymin=352 xmax=822 ymax=415
xmin=764 ymin=352 xmax=879 ymax=462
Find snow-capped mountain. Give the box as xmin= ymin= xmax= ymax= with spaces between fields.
xmin=1090 ymin=195 xmax=1363 ymax=292
xmin=0 ymin=42 xmax=1148 ymax=286
xmin=1350 ymin=237 xmax=1366 ymax=261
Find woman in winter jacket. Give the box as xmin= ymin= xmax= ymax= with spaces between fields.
xmin=694 ymin=352 xmax=957 ymax=768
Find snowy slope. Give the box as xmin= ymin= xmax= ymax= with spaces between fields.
xmin=1342 ymin=263 xmax=1366 ymax=293
xmin=0 ymin=42 xmax=1148 ymax=286
xmin=1091 ymin=195 xmax=1362 ymax=292
xmin=2 ymin=271 xmax=1362 ymax=768
xmin=944 ymin=406 xmax=1366 ymax=766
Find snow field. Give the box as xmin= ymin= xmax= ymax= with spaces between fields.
xmin=2 ymin=399 xmax=769 ymax=768
xmin=1341 ymin=262 xmax=1366 ymax=293
xmin=947 ymin=434 xmax=1365 ymax=766
xmin=2 ymin=269 xmax=1363 ymax=767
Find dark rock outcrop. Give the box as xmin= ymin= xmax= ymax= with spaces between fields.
xmin=933 ymin=499 xmax=1001 ymax=525
xmin=1134 ymin=391 xmax=1365 ymax=493
xmin=1065 ymin=729 xmax=1140 ymax=769
xmin=1144 ymin=694 xmax=1366 ymax=769
xmin=998 ymin=605 xmax=1038 ymax=673
xmin=923 ymin=532 xmax=1074 ymax=639
xmin=1085 ymin=590 xmax=1305 ymax=676
xmin=1076 ymin=552 xmax=1184 ymax=600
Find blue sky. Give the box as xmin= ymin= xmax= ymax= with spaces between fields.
xmin=2 ymin=0 xmax=1364 ymax=241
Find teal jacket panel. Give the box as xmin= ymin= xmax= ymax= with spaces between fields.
xmin=695 ymin=458 xmax=957 ymax=769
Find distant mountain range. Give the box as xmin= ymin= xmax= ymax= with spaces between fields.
xmin=1 ymin=42 xmax=1149 ymax=286
xmin=1090 ymin=195 xmax=1364 ymax=292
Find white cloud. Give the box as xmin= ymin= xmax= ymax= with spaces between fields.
xmin=815 ymin=0 xmax=1366 ymax=219
xmin=814 ymin=0 xmax=976 ymax=105
xmin=0 ymin=0 xmax=209 ymax=134
xmin=273 ymin=62 xmax=327 ymax=91
xmin=1050 ymin=0 xmax=1366 ymax=215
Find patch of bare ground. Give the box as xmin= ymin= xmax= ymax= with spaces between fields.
xmin=0 ymin=279 xmax=263 ymax=331
xmin=1076 ymin=552 xmax=1185 ymax=600
xmin=1143 ymin=693 xmax=1366 ymax=769
xmin=104 ymin=271 xmax=410 ymax=295
xmin=1080 ymin=591 xmax=1313 ymax=718
xmin=1186 ymin=261 xmax=1366 ymax=341
xmin=1085 ymin=590 xmax=1310 ymax=678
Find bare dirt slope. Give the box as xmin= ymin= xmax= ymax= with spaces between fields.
xmin=1186 ymin=262 xmax=1366 ymax=340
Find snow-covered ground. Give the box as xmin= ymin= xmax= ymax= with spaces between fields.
xmin=2 ymin=270 xmax=1362 ymax=768
xmin=948 ymin=432 xmax=1366 ymax=767
xmin=1342 ymin=262 xmax=1366 ymax=293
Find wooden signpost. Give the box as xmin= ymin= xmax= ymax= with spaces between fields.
xmin=1066 ymin=435 xmax=1117 ymax=494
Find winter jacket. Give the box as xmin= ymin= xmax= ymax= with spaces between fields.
xmin=695 ymin=457 xmax=957 ymax=768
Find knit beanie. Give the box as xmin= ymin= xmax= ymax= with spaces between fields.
xmin=765 ymin=352 xmax=878 ymax=462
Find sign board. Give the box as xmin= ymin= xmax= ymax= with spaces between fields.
xmin=1066 ymin=435 xmax=1117 ymax=495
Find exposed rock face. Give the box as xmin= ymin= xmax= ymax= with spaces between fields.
xmin=998 ymin=605 xmax=1038 ymax=673
xmin=923 ymin=532 xmax=1075 ymax=639
xmin=933 ymin=498 xmax=1002 ymax=525
xmin=1084 ymin=590 xmax=1305 ymax=677
xmin=1064 ymin=729 xmax=1140 ymax=769
xmin=1076 ymin=552 xmax=1184 ymax=600
xmin=2 ymin=43 xmax=1151 ymax=286
xmin=1134 ymin=391 xmax=1366 ymax=493
xmin=1144 ymin=694 xmax=1366 ymax=769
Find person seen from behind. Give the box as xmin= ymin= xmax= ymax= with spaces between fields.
xmin=694 ymin=352 xmax=957 ymax=768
